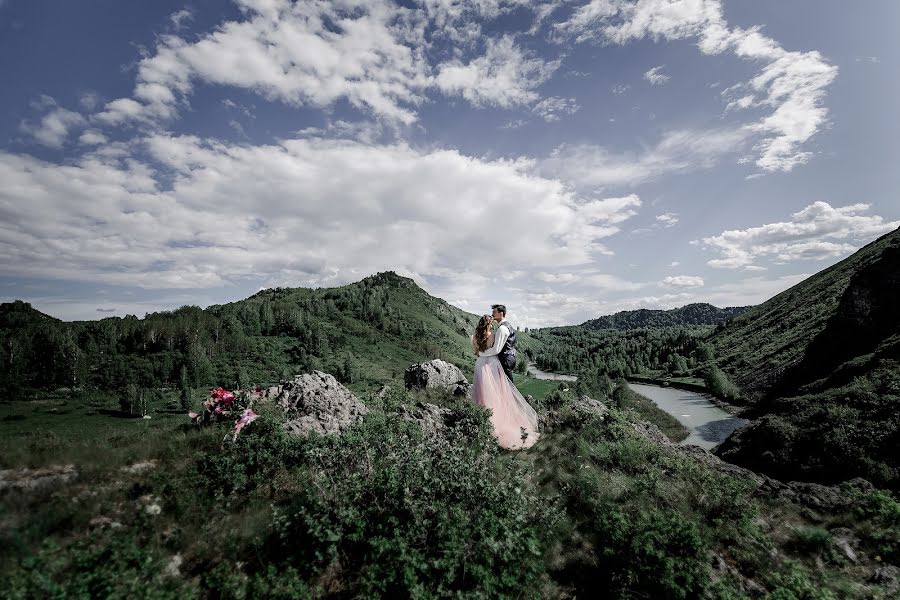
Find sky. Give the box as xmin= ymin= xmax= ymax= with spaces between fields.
xmin=1 ymin=0 xmax=899 ymax=327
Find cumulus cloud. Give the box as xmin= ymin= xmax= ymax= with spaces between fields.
xmin=19 ymin=99 xmax=87 ymax=148
xmin=643 ymin=65 xmax=670 ymax=85
xmin=435 ymin=35 xmax=560 ymax=108
xmin=96 ymin=0 xmax=432 ymax=125
xmin=698 ymin=202 xmax=900 ymax=269
xmin=555 ymin=0 xmax=837 ymax=172
xmin=0 ymin=135 xmax=641 ymax=293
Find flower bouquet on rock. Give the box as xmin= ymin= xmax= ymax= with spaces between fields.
xmin=189 ymin=386 xmax=263 ymax=440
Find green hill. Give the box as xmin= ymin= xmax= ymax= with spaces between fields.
xmin=0 ymin=271 xmax=481 ymax=398
xmin=710 ymin=227 xmax=900 ymax=401
xmin=712 ymin=227 xmax=900 ymax=489
xmin=581 ymin=303 xmax=749 ymax=331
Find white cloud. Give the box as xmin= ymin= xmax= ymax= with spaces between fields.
xmin=669 ymin=261 xmax=679 ymax=267
xmin=532 ymin=96 xmax=580 ymax=122
xmin=541 ymin=126 xmax=750 ymax=188
xmin=78 ymin=130 xmax=108 ymax=146
xmin=435 ymin=35 xmax=560 ymax=108
xmin=555 ymin=0 xmax=838 ymax=172
xmin=97 ymin=0 xmax=432 ymax=125
xmin=0 ymin=134 xmax=641 ymax=293
xmin=643 ymin=65 xmax=670 ymax=85
xmin=656 ymin=212 xmax=679 ymax=227
xmin=19 ymin=103 xmax=86 ymax=148
xmin=699 ymin=202 xmax=900 ymax=269
xmin=611 ymin=83 xmax=630 ymax=95
xmin=169 ymin=8 xmax=193 ymax=30
xmin=663 ymin=275 xmax=704 ymax=288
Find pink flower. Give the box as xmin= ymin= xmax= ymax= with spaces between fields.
xmin=232 ymin=408 xmax=259 ymax=439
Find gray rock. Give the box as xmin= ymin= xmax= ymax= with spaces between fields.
xmin=405 ymin=359 xmax=469 ymax=392
xmin=830 ymin=527 xmax=862 ymax=564
xmin=869 ymin=565 xmax=900 ymax=595
xmin=398 ymin=401 xmax=454 ymax=437
xmin=707 ymin=552 xmax=767 ymax=598
xmin=276 ymin=371 xmax=369 ymax=437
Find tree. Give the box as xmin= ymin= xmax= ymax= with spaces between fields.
xmin=179 ymin=365 xmax=192 ymax=411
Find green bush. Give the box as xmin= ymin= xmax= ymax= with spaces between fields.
xmin=265 ymin=405 xmax=559 ymax=598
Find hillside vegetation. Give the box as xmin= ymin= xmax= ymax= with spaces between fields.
xmin=711 ymin=228 xmax=900 ymax=489
xmin=581 ymin=303 xmax=749 ymax=331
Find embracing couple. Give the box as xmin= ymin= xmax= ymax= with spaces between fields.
xmin=470 ymin=304 xmax=540 ymax=450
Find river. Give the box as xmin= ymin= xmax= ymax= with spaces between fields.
xmin=627 ymin=383 xmax=749 ymax=450
xmin=524 ymin=361 xmax=746 ymax=449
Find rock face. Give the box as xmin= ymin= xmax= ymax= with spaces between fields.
xmin=404 ymin=359 xmax=472 ymax=398
xmin=265 ymin=371 xmax=369 ymax=437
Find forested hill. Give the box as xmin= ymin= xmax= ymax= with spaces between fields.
xmin=711 ymin=227 xmax=900 ymax=489
xmin=581 ymin=303 xmax=749 ymax=331
xmin=0 ymin=271 xmax=480 ymax=399
xmin=711 ymin=226 xmax=900 ymax=399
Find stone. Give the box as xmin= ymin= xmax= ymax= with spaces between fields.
xmin=869 ymin=565 xmax=900 ymax=595
xmin=276 ymin=371 xmax=369 ymax=437
xmin=404 ymin=359 xmax=469 ymax=392
xmin=829 ymin=527 xmax=862 ymax=564
xmin=398 ymin=401 xmax=454 ymax=437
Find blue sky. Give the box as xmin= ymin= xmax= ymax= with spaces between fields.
xmin=1 ymin=0 xmax=898 ymax=327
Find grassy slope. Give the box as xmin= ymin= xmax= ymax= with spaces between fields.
xmin=710 ymin=227 xmax=900 ymax=400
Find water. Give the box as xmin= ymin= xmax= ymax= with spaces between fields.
xmin=627 ymin=383 xmax=749 ymax=450
xmin=526 ymin=362 xmax=578 ymax=382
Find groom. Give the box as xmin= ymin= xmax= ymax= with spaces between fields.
xmin=480 ymin=304 xmax=517 ymax=382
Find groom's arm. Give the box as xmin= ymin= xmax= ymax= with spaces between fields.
xmin=479 ymin=324 xmax=509 ymax=357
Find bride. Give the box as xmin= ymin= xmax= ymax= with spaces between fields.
xmin=471 ymin=315 xmax=541 ymax=450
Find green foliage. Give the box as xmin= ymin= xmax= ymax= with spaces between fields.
xmin=581 ymin=303 xmax=749 ymax=331
xmin=6 ymin=530 xmax=191 ymax=599
xmin=0 ymin=272 xmax=481 ymax=397
xmin=266 ymin=406 xmax=558 ymax=598
xmin=702 ymin=366 xmax=740 ymax=400
xmin=846 ymin=486 xmax=900 ymax=563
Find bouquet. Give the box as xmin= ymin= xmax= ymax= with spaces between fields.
xmin=189 ymin=386 xmax=263 ymax=441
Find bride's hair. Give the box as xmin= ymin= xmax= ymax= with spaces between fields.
xmin=473 ymin=315 xmax=494 ymax=355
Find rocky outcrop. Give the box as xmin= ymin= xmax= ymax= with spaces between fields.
xmin=264 ymin=371 xmax=369 ymax=437
xmin=540 ymin=394 xmax=609 ymax=431
xmin=397 ymin=401 xmax=455 ymax=437
xmin=404 ymin=359 xmax=472 ymax=398
xmin=631 ymin=420 xmax=874 ymax=512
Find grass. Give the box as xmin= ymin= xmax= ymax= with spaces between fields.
xmin=2 ymin=385 xmax=896 ymax=598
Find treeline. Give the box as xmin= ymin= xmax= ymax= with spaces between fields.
xmin=0 ymin=272 xmax=479 ymax=399
xmin=580 ymin=303 xmax=749 ymax=331
xmin=523 ymin=325 xmax=739 ymax=400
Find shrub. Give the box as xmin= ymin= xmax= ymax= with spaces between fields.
xmin=265 ymin=406 xmax=559 ymax=598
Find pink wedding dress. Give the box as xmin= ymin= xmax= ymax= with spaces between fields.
xmin=472 ymin=349 xmax=541 ymax=450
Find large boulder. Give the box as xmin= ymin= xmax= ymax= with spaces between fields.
xmin=405 ymin=359 xmax=471 ymax=398
xmin=266 ymin=371 xmax=369 ymax=437
xmin=397 ymin=401 xmax=455 ymax=438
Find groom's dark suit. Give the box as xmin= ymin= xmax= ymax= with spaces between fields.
xmin=497 ymin=320 xmax=517 ymax=382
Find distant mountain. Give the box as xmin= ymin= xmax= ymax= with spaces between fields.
xmin=712 ymin=227 xmax=900 ymax=489
xmin=581 ymin=303 xmax=750 ymax=331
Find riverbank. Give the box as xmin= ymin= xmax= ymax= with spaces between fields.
xmin=626 ymin=375 xmax=750 ymax=417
